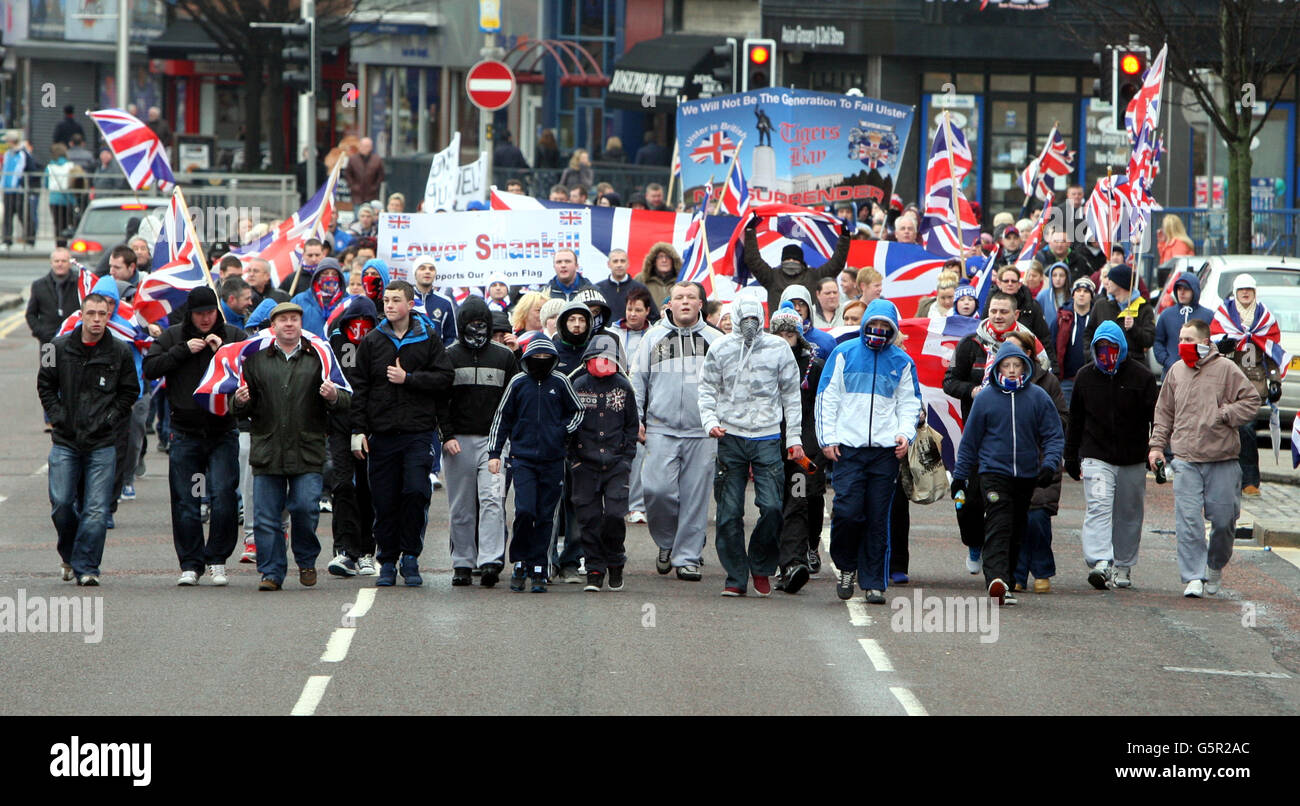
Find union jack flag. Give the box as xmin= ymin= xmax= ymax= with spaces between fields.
xmin=718 ymin=156 xmax=751 ymax=218
xmin=971 ymin=244 xmax=1003 ymax=312
xmin=898 ymin=314 xmax=980 ymax=469
xmin=1085 ymin=176 xmax=1134 ymax=259
xmin=1124 ymin=43 xmax=1168 ymax=149
xmin=1211 ymin=299 xmax=1292 ymax=380
xmin=671 ymin=139 xmax=681 ymax=183
xmin=193 ymin=332 xmax=353 ymax=417
xmin=850 ymin=240 xmax=950 ymax=318
xmin=75 ymin=260 xmax=98 ymax=301
xmin=232 ymin=158 xmax=343 ymax=286
xmin=59 ymin=276 xmax=153 ymax=355
xmin=920 ymin=117 xmax=979 ymax=257
xmin=690 ymin=131 xmax=738 ymax=165
xmin=1019 ymin=125 xmax=1075 ymax=202
xmin=88 ymin=109 xmax=175 ymax=191
xmin=137 ymin=188 xmax=210 ymax=324
xmin=559 ymin=211 xmax=583 ymax=225
xmin=1015 ymin=198 xmax=1051 ymax=266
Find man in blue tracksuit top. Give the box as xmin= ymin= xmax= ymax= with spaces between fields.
xmin=488 ymin=334 xmax=584 ymax=593
xmin=1153 ymin=273 xmax=1214 ymax=376
xmin=952 ymin=339 xmax=1065 ymax=607
xmin=815 ymin=299 xmax=922 ymax=605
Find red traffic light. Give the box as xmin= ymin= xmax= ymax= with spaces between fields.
xmin=1120 ymin=54 xmax=1142 ymax=75
xmin=749 ymin=45 xmax=770 ymax=65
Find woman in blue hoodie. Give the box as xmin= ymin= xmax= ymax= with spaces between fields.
xmin=952 ymin=340 xmax=1065 ymax=607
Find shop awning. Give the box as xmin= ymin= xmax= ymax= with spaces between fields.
xmin=606 ymin=34 xmax=729 ymax=110
xmin=147 ymin=18 xmax=351 ymax=61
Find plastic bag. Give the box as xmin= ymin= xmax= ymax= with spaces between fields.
xmin=899 ymin=423 xmax=947 ymax=504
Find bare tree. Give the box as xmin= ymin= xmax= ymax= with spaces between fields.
xmin=1066 ymin=0 xmax=1300 ymax=252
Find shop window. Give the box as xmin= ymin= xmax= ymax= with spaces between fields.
xmin=1034 ymin=76 xmax=1077 ymax=94
xmin=923 ymin=72 xmax=951 ymax=93
xmin=990 ymin=74 xmax=1030 ymax=93
xmin=954 ymin=73 xmax=985 ymax=93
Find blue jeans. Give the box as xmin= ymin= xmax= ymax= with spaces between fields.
xmin=714 ymin=435 xmax=785 ymax=590
xmin=49 ymin=444 xmax=116 ymax=577
xmin=829 ymin=446 xmax=898 ymax=591
xmin=253 ymin=473 xmax=323 ymax=583
xmin=167 ymin=430 xmax=240 ymax=572
xmin=1015 ymin=508 xmax=1057 ymax=585
xmin=1238 ymin=424 xmax=1260 ymax=488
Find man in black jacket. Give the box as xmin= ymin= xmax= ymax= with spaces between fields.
xmin=37 ymin=293 xmax=139 ymax=585
xmin=351 ymin=280 xmax=454 ymax=587
xmin=1033 ymin=229 xmax=1093 ymax=285
xmin=983 ymin=263 xmax=1056 ymax=373
xmin=1064 ymin=321 xmax=1158 ymax=591
xmin=142 ymin=286 xmax=248 ymax=587
xmin=743 ymin=217 xmax=852 ymax=313
xmin=1083 ymin=263 xmax=1156 ymax=366
xmin=437 ymin=296 xmax=518 ymax=587
xmin=27 ymin=248 xmax=81 ymax=345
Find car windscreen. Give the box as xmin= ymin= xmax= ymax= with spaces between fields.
xmin=1216 ymin=269 xmax=1300 ymax=300
xmin=77 ymin=207 xmax=163 ymax=238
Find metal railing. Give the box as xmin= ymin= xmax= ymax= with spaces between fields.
xmin=1153 ymin=207 xmax=1300 ymax=258
xmin=0 ymin=171 xmax=299 ymax=242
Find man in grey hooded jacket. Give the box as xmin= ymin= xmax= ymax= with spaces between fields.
xmin=698 ymin=298 xmax=804 ymax=596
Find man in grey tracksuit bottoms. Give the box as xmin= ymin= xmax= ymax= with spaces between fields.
xmin=698 ymin=298 xmax=805 ymax=597
xmin=631 ymin=281 xmax=722 ymax=581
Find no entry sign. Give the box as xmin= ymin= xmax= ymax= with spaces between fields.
xmin=466 ymin=60 xmax=516 ymax=111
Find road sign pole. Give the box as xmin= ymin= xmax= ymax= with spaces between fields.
xmin=480 ymin=35 xmax=495 ymax=196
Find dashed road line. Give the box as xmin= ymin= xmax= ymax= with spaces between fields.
xmin=290 ymin=675 xmax=332 ymax=716
xmin=1162 ymin=667 xmax=1291 ymax=679
xmin=890 ymin=686 xmax=929 ymax=716
xmin=858 ymin=638 xmax=895 ymax=672
xmin=320 ymin=627 xmax=356 ymax=663
xmin=0 ymin=310 xmax=26 ymax=339
xmin=33 ymin=463 xmax=47 ymax=476
xmin=846 ymin=599 xmax=873 ymax=626
xmin=345 ymin=588 xmax=376 ymax=620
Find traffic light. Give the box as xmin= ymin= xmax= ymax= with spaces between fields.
xmin=1111 ymin=45 xmax=1148 ymax=128
xmin=281 ymin=21 xmax=314 ymax=95
xmin=742 ymin=38 xmax=776 ymax=92
xmin=711 ymin=38 xmax=737 ymax=94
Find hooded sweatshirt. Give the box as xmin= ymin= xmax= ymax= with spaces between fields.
xmin=1065 ymin=320 xmax=1159 ymax=467
xmin=697 ymin=298 xmax=803 ymax=447
xmin=778 ymin=285 xmax=837 ymax=359
xmin=568 ymin=334 xmax=640 ymax=469
xmin=327 ymin=295 xmax=380 ymax=434
xmin=631 ymin=306 xmax=721 ymax=438
xmin=953 ymin=340 xmax=1064 ymax=481
xmin=1154 ymin=274 xmax=1215 ymax=372
xmin=244 ymin=298 xmax=277 ymax=333
xmin=1150 ymin=344 xmax=1261 ymax=463
xmin=289 ymin=262 xmax=348 ymax=338
xmin=554 ymin=298 xmax=595 ymax=376
xmin=488 ymin=334 xmax=584 ymax=462
xmin=438 ymin=296 xmax=519 ymax=440
xmin=815 ymin=299 xmax=922 ymax=450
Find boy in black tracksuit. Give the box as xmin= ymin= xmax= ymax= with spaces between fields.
xmin=768 ymin=307 xmax=826 ymax=594
xmin=488 ymin=334 xmax=583 ymax=592
xmin=325 ymin=295 xmax=379 ymax=576
xmin=568 ymin=334 xmax=639 ymax=592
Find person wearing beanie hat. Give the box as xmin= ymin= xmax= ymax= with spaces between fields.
xmin=1048 ymin=276 xmax=1098 ymax=403
xmin=953 ymin=284 xmax=980 ymax=318
xmin=143 ymin=284 xmax=249 ymax=587
xmin=485 ymin=272 xmax=512 ymax=313
xmin=1084 ymin=258 xmax=1155 ymax=365
xmin=742 ymin=209 xmax=853 ymax=313
xmin=409 ymin=256 xmax=458 ymax=346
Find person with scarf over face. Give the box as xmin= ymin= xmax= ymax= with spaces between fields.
xmin=768 ymin=304 xmax=827 ymax=591
xmin=568 ymin=334 xmax=640 ymax=592
xmin=951 ymin=339 xmax=1064 ymax=607
xmin=289 ymin=257 xmax=347 ymax=339
xmin=438 ymin=296 xmax=519 ymax=587
xmin=815 ymin=299 xmax=921 ymax=605
xmin=488 ymin=334 xmax=584 ymax=593
xmin=548 ymin=297 xmax=597 ymax=582
xmin=325 ymin=295 xmax=381 ymax=578
xmin=942 ymin=290 xmax=1052 ymax=574
xmin=1149 ymin=318 xmax=1260 ymax=598
xmin=779 ymin=284 xmax=837 ymax=360
xmin=1064 ymin=320 xmax=1158 ymax=591
xmin=698 ymin=298 xmax=804 ymax=597
xmin=1211 ymin=274 xmax=1286 ymax=497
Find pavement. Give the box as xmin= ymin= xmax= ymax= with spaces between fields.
xmin=1 ymin=254 xmax=1300 ymax=716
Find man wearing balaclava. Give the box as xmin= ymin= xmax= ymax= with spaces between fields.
xmin=289 ymin=256 xmax=347 ymax=338
xmin=438 ymin=296 xmax=519 ymax=588
xmin=697 ymin=298 xmax=804 ymax=597
xmin=742 ymin=213 xmax=852 ymax=314
xmin=1064 ymin=321 xmax=1158 ymax=592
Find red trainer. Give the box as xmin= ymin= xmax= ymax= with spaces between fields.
xmin=752 ymin=575 xmax=772 ymax=597
xmin=721 ymin=587 xmax=744 ymax=597
xmin=988 ymin=578 xmax=1007 ymax=605
xmin=240 ymin=540 xmax=256 ymax=564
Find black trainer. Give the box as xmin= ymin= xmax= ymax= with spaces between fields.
xmin=530 ymin=565 xmax=548 ymax=593
xmin=656 ymin=548 xmax=672 ymax=574
xmin=584 ymin=571 xmax=604 ymax=592
xmin=782 ymin=563 xmax=811 ymax=595
xmin=607 ymin=566 xmax=624 ymax=591
xmin=480 ymin=563 xmax=502 ymax=588
xmin=836 ymin=570 xmax=857 ymax=601
xmin=452 ymin=567 xmax=472 ymax=586
xmin=807 ymin=548 xmax=822 ymax=575
xmin=509 ymin=563 xmax=527 ymax=592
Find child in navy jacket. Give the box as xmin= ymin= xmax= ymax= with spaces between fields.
xmin=488 ymin=334 xmax=583 ymax=592
xmin=568 ymin=334 xmax=640 ymax=591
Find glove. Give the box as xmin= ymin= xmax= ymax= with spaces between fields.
xmin=1035 ymin=466 xmax=1056 ymax=488
xmin=1268 ymin=381 xmax=1282 ymax=403
xmin=1064 ymin=458 xmax=1082 ymax=482
xmin=950 ymin=477 xmax=967 ymax=498
xmin=841 ymin=218 xmax=856 ymax=235
xmin=350 ymin=434 xmax=365 ymax=453
xmin=1217 ymin=337 xmax=1237 ymax=355
xmin=745 ymin=214 xmax=760 ymax=231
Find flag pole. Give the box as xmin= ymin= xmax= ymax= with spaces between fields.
xmin=1018 ymin=121 xmax=1058 ymax=220
xmin=666 ymin=138 xmax=679 ymax=212
xmin=713 ymin=134 xmax=746 ymax=218
xmin=287 ymin=156 xmax=343 ymax=298
xmin=942 ymin=112 xmax=963 ymax=252
xmin=173 ymin=186 xmax=224 ymax=323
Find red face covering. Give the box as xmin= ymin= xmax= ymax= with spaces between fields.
xmin=346 ymin=318 xmax=374 ymax=344
xmin=362 ymin=274 xmax=384 ymax=302
xmin=586 ymin=357 xmax=618 ymax=378
xmin=1178 ymin=342 xmax=1201 ymax=368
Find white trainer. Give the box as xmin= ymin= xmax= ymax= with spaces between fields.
xmin=177 ymin=570 xmax=199 ymax=586
xmin=1205 ymin=567 xmax=1222 ymax=596
xmin=207 ymin=564 xmax=228 ymax=586
xmin=1183 ymin=579 xmax=1204 ymax=598
xmin=1113 ymin=566 xmax=1132 ymax=588
xmin=357 ymin=554 xmax=378 ymax=576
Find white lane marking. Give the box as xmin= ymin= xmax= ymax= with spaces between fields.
xmin=858 ymin=638 xmax=894 ymax=672
xmin=34 ymin=463 xmax=47 ymax=476
xmin=320 ymin=627 xmax=356 ymax=663
xmin=1162 ymin=667 xmax=1291 ymax=679
xmin=345 ymin=588 xmax=377 ymax=620
xmin=290 ymin=675 xmax=332 ymax=716
xmin=0 ymin=495 xmax=7 ymax=505
xmin=890 ymin=687 xmax=929 ymax=716
xmin=846 ymin=599 xmax=873 ymax=626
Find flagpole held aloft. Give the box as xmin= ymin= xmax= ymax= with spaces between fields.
xmin=942 ymin=112 xmax=961 ymax=246
xmin=288 ymin=157 xmax=345 ymax=298
xmin=172 ymin=186 xmax=223 ymax=322
xmin=713 ymin=134 xmax=746 ymax=219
